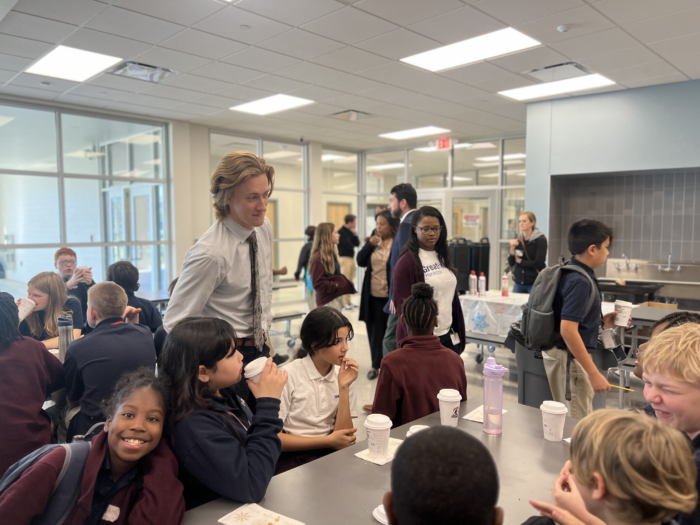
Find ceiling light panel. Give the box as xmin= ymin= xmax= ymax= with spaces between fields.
xmin=379 ymin=126 xmax=450 ymax=140
xmin=401 ymin=28 xmax=540 ymax=73
xmin=230 ymin=94 xmax=315 ymax=115
xmin=498 ymin=74 xmax=615 ymax=101
xmin=367 ymin=163 xmax=405 ymax=171
xmin=476 ymin=153 xmax=526 ymax=161
xmin=27 ymin=46 xmax=122 ymax=82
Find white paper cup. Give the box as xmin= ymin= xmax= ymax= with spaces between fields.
xmin=244 ymin=356 xmax=268 ymax=384
xmin=540 ymin=401 xmax=568 ymax=441
xmin=614 ymin=300 xmax=633 ymax=327
xmin=17 ymin=298 xmax=36 ymax=322
xmin=364 ymin=414 xmax=392 ymax=460
xmin=437 ymin=389 xmax=462 ymax=427
xmin=406 ymin=425 xmax=429 ymax=438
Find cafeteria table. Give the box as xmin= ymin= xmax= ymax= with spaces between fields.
xmin=183 ymin=397 xmax=576 ymax=525
xmin=134 ymin=290 xmax=170 ymax=314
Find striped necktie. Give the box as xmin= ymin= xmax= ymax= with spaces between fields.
xmin=246 ymin=231 xmax=265 ymax=353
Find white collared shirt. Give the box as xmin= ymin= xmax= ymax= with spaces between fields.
xmin=279 ymin=355 xmax=357 ymax=438
xmin=164 ymin=216 xmax=273 ymax=336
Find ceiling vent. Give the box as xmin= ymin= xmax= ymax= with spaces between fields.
xmin=329 ymin=109 xmax=372 ymax=121
xmin=525 ymin=62 xmax=589 ymax=82
xmin=110 ymin=62 xmax=178 ymax=83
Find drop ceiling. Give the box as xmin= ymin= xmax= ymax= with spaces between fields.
xmin=0 ymin=0 xmax=697 ymax=151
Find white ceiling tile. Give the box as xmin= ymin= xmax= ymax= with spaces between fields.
xmin=357 ymin=61 xmax=433 ymax=85
xmin=549 ymin=28 xmax=639 ymax=59
xmin=241 ymin=74 xmax=310 ymax=93
xmin=667 ymin=52 xmax=700 ymax=79
xmin=594 ymin=0 xmax=700 ymax=26
xmin=624 ymin=7 xmax=700 ymax=44
xmin=163 ymin=74 xmax=233 ymax=93
xmin=221 ymin=47 xmax=301 ymax=73
xmin=318 ymin=74 xmax=385 ymax=93
xmin=310 ymin=46 xmax=391 ymax=73
xmin=13 ymin=0 xmax=106 ymax=25
xmin=489 ymin=46 xmax=570 ymax=73
xmin=516 ymin=6 xmax=615 ymax=45
xmin=69 ymin=83 xmax=133 ymax=101
xmin=0 ymin=34 xmax=52 ymax=59
xmin=0 ymin=12 xmax=77 ymax=44
xmin=116 ymin=92 xmax=180 ymax=109
xmin=355 ymin=0 xmax=463 ymax=27
xmin=169 ymin=102 xmax=220 ymax=116
xmin=194 ymin=7 xmax=292 ymax=45
xmin=579 ymin=46 xmax=659 ymax=73
xmin=472 ymin=0 xmax=585 ymax=26
xmin=235 ymin=0 xmax=343 ymax=27
xmin=276 ymin=62 xmax=344 ymax=83
xmin=649 ymin=33 xmax=700 ymax=61
xmin=113 ymin=0 xmax=225 ymax=25
xmin=191 ymin=94 xmax=246 ymax=109
xmin=0 ymin=69 xmax=17 ymax=83
xmin=408 ymin=6 xmax=506 ymax=45
xmin=54 ymin=93 xmax=111 ymax=108
xmin=440 ymin=61 xmax=512 ymax=84
xmin=0 ymin=84 xmax=58 ymax=99
xmin=606 ymin=60 xmax=681 ymax=85
xmin=160 ymin=30 xmax=248 ymax=61
xmin=295 ymin=102 xmax=346 ymax=116
xmin=189 ymin=62 xmax=265 ymax=84
xmin=216 ymin=84 xmax=276 ymax=101
xmin=134 ymin=107 xmax=202 ymax=121
xmin=355 ymin=29 xmax=441 ymax=60
xmin=86 ymin=7 xmax=184 ymax=45
xmin=471 ymin=74 xmax=537 ymax=92
xmin=88 ymin=73 xmax=152 ymax=92
xmin=622 ymin=72 xmax=688 ymax=89
xmin=132 ymin=48 xmax=211 ymax=74
xmin=139 ymin=84 xmax=204 ymax=101
xmin=0 ymin=52 xmax=33 ymax=72
xmin=476 ymin=101 xmax=527 ymax=121
xmin=361 ymin=85 xmax=427 ymax=106
xmin=324 ymin=94 xmax=383 ymax=112
xmin=9 ymin=73 xmax=79 ymax=92
xmin=301 ymin=7 xmax=398 ymax=45
xmin=257 ymin=29 xmax=345 ymax=60
xmin=286 ymin=85 xmax=348 ymax=102
xmin=62 ymin=29 xmax=152 ymax=60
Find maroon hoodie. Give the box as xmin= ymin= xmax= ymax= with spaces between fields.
xmin=0 ymin=431 xmax=185 ymax=525
xmin=372 ymin=335 xmax=468 ymax=428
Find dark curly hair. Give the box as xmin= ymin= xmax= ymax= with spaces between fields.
xmin=101 ymin=367 xmax=169 ymax=425
xmin=402 ymin=283 xmax=439 ymax=335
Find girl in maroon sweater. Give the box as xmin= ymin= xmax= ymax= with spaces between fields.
xmin=310 ymin=222 xmax=355 ymax=308
xmin=0 ymin=368 xmax=185 ymax=525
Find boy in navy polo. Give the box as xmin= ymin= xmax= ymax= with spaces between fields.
xmin=544 ymin=219 xmax=617 ymax=419
xmin=64 ymin=282 xmax=156 ymax=441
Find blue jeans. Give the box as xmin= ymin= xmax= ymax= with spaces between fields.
xmin=513 ymin=283 xmax=533 ymax=294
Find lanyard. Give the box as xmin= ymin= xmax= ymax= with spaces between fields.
xmin=226 ymin=410 xmax=250 ymax=431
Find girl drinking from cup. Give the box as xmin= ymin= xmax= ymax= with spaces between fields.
xmin=310 ymin=223 xmax=355 ymax=309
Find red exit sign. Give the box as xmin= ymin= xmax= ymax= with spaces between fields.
xmin=437 ymin=138 xmax=452 ymax=150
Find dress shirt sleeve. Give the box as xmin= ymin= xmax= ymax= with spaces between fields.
xmin=278 ymin=374 xmax=293 ymax=426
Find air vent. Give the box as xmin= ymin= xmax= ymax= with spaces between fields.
xmin=329 ymin=109 xmax=372 ymax=121
xmin=526 ymin=62 xmax=589 ymax=82
xmin=110 ymin=62 xmax=178 ymax=83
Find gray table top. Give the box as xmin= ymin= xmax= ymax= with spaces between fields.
xmin=183 ymin=397 xmax=577 ymax=525
xmin=134 ymin=290 xmax=170 ymax=302
xmin=632 ymin=306 xmax=694 ymax=325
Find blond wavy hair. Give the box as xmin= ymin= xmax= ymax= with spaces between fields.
xmin=640 ymin=323 xmax=700 ymax=384
xmin=25 ymin=272 xmax=69 ymax=339
xmin=311 ymin=223 xmax=338 ymax=275
xmin=210 ymin=151 xmax=275 ymax=221
xmin=571 ymin=409 xmax=697 ymax=523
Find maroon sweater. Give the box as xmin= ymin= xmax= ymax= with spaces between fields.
xmin=310 ymin=252 xmax=356 ymax=306
xmin=0 ymin=431 xmax=185 ymax=525
xmin=0 ymin=336 xmax=64 ymax=477
xmin=372 ymin=335 xmax=468 ymax=428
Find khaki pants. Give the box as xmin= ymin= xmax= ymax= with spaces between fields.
xmin=339 ymin=256 xmax=355 ymax=307
xmin=542 ymin=348 xmax=595 ymax=420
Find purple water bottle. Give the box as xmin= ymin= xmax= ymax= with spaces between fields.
xmin=483 ymin=357 xmax=507 ymax=435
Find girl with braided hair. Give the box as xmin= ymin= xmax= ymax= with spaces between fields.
xmin=369 ymin=283 xmax=467 ymax=428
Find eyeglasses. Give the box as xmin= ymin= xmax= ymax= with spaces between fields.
xmin=57 ymin=259 xmax=77 ymax=266
xmin=415 ymin=226 xmax=443 ymax=234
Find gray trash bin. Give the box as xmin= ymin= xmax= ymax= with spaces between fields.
xmin=515 ymin=342 xmax=553 ymax=408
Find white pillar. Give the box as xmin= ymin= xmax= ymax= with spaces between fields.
xmin=308 ymin=141 xmax=324 ymax=225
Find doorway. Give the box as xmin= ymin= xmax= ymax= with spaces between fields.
xmin=327 ymin=202 xmax=351 ymax=231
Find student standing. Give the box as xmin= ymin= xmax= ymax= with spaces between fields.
xmin=309 ymin=223 xmax=355 ymax=309
xmin=107 ymin=261 xmax=163 ymax=333
xmin=507 ymin=212 xmax=548 ymax=293
xmin=294 ymin=225 xmax=317 ymax=313
xmin=337 ymin=214 xmax=360 ymax=310
xmin=357 ymin=210 xmax=397 ymax=380
xmin=54 ymin=247 xmax=95 ymax=321
xmin=392 ymin=207 xmax=466 ymax=354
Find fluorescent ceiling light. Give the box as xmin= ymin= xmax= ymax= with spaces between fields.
xmin=476 ymin=153 xmax=526 ymax=162
xmin=453 ymin=176 xmax=473 ymax=182
xmin=118 ymin=134 xmax=161 ymax=145
xmin=499 ymin=74 xmax=615 ymax=101
xmin=65 ymin=150 xmax=105 ymax=159
xmin=457 ymin=142 xmax=496 ymax=150
xmin=401 ymin=28 xmax=540 ymax=72
xmin=380 ymin=126 xmax=450 ymax=140
xmin=322 ymin=154 xmax=346 ymax=161
xmin=0 ymin=116 xmax=15 ymax=128
xmin=367 ymin=163 xmax=405 ymax=171
xmin=264 ymin=150 xmax=299 ymax=160
xmin=473 ymin=160 xmax=523 ymax=168
xmin=27 ymin=46 xmax=122 ymax=82
xmin=230 ymin=94 xmax=314 ymax=115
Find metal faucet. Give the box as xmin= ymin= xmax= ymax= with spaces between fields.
xmin=658 ymin=253 xmax=682 ymax=272
xmin=615 ymin=253 xmax=637 ymax=271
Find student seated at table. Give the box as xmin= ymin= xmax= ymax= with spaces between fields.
xmin=275 ymin=307 xmax=359 ymax=474
xmin=54 ymin=247 xmax=95 ymax=321
xmin=19 ymin=271 xmax=83 ymax=349
xmin=384 ymin=426 xmax=503 ymax=525
xmin=64 ymin=282 xmax=156 ymax=441
xmin=0 ymin=292 xmax=64 ymax=477
xmin=159 ymin=317 xmax=287 ymax=510
xmin=529 ymin=410 xmax=697 ymax=525
xmin=370 ymin=283 xmax=467 ymax=427
xmin=0 ymin=368 xmax=185 ymax=525
xmin=107 ymin=261 xmax=163 ymax=334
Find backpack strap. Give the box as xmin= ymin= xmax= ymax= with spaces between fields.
xmin=0 ymin=444 xmax=58 ymax=496
xmin=43 ymin=442 xmax=92 ymax=525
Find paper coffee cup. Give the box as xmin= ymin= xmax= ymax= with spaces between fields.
xmin=540 ymin=401 xmax=568 ymax=441
xmin=406 ymin=425 xmax=429 ymax=438
xmin=614 ymin=300 xmax=633 ymax=327
xmin=364 ymin=414 xmax=392 ymax=460
xmin=17 ymin=298 xmax=36 ymax=322
xmin=437 ymin=389 xmax=462 ymax=427
xmin=244 ymin=356 xmax=268 ymax=384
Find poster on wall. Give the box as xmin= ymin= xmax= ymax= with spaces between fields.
xmin=463 ymin=214 xmax=480 ymax=228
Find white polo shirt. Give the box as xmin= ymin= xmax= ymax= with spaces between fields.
xmin=279 ymin=355 xmax=358 ymax=438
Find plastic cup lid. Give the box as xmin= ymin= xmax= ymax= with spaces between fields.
xmin=540 ymin=401 xmax=568 ymax=414
xmin=437 ymin=388 xmax=461 ymax=402
xmin=365 ymin=413 xmax=392 ymax=429
xmin=484 ymin=356 xmax=507 ymax=376
xmin=244 ymin=357 xmax=267 ymax=377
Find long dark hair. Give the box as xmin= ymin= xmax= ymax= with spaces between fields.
xmin=377 ymin=209 xmax=399 ymax=238
xmin=402 ymin=206 xmax=454 ymax=274
xmin=159 ymin=317 xmax=237 ymax=424
xmin=0 ymin=292 xmax=20 ymax=349
xmin=297 ymin=307 xmax=354 ymax=359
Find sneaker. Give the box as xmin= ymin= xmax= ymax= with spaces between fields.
xmin=272 ymin=354 xmax=289 ymax=366
xmin=342 ymin=305 xmax=353 ymax=311
xmin=367 ymin=369 xmax=378 ymax=380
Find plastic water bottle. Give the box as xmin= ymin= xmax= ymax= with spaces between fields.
xmin=483 ymin=357 xmax=508 ymax=435
xmin=478 ymin=272 xmax=486 ymax=297
xmin=468 ymin=271 xmax=477 ymax=295
xmin=501 ymin=272 xmax=509 ymax=297
xmin=58 ymin=314 xmax=74 ymax=364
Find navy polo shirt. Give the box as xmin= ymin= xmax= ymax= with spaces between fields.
xmin=19 ymin=297 xmax=84 ymax=340
xmin=552 ymin=257 xmax=601 ymax=352
xmin=64 ymin=317 xmax=156 ymax=419
xmin=127 ymin=293 xmax=163 ymax=334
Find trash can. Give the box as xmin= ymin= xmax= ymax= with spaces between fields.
xmin=515 ymin=342 xmax=553 ymax=409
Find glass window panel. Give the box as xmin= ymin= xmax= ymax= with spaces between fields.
xmin=272 ymin=240 xmax=305 ymax=303
xmin=409 ymin=148 xmax=448 ymax=189
xmin=71 ymin=246 xmax=105 ymax=284
xmin=504 ymin=138 xmax=526 ymax=186
xmin=65 ymin=178 xmax=103 ymax=243
xmin=453 ymin=142 xmax=501 ymax=187
xmin=0 ymin=174 xmax=61 ymax=244
xmin=0 ymin=247 xmax=58 ymax=298
xmin=104 ymin=244 xmax=168 ymax=292
xmin=322 ymin=150 xmax=357 ymax=193
xmin=365 ymin=151 xmax=404 ymax=193
xmin=364 ymin=195 xmax=390 ymax=238
xmin=502 ymin=188 xmax=526 ymax=239
xmin=263 ymin=141 xmax=303 ymax=189
xmin=417 ymin=199 xmax=443 ymax=213
xmin=62 ymin=114 xmax=164 ymax=178
xmin=0 ymin=104 xmax=57 ymax=172
xmin=323 ymin=194 xmax=357 ymax=232
xmin=100 ymin=181 xmax=166 ymax=243
xmin=267 ymin=190 xmax=304 ymax=239
xmin=499 ymin=242 xmax=512 ymax=279
xmin=210 ymin=133 xmax=258 ymax=172
xmin=452 ymin=197 xmax=490 ymax=240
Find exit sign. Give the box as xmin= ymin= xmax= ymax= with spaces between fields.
xmin=437 ymin=138 xmax=452 ymax=150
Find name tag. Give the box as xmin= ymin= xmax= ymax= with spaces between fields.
xmin=450 ymin=332 xmax=460 ymax=346
xmin=103 ymin=505 xmax=120 ymax=522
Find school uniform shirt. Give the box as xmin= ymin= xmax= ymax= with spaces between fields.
xmin=279 ymin=356 xmax=358 ymax=438
xmin=19 ymin=297 xmax=84 ymax=341
xmin=64 ymin=278 xmax=95 ymax=321
xmin=371 ymin=335 xmax=467 ymax=428
xmin=126 ymin=293 xmax=163 ymax=334
xmin=0 ymin=336 xmax=64 ymax=477
xmin=0 ymin=431 xmax=185 ymax=525
xmin=171 ymin=388 xmax=282 ymax=510
xmin=418 ymin=248 xmax=458 ymax=337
